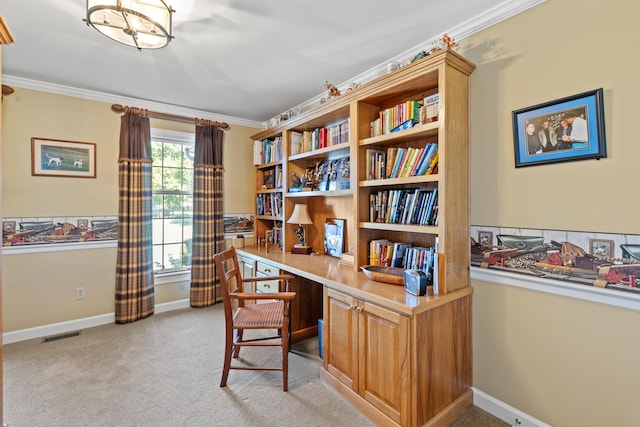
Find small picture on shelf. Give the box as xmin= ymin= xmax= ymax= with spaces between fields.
xmin=589 ymin=238 xmax=614 ymax=258
xmin=263 ymin=169 xmax=274 ymax=189
xmin=324 ymin=218 xmax=345 ymax=258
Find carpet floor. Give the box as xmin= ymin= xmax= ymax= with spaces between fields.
xmin=4 ymin=305 xmax=508 ymax=426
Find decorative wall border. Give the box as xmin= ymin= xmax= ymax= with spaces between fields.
xmin=471 ymin=225 xmax=640 ymax=298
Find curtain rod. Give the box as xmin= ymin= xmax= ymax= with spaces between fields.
xmin=111 ymin=104 xmax=230 ymax=130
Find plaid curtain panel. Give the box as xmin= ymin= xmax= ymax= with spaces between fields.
xmin=190 ymin=124 xmax=224 ymax=307
xmin=115 ymin=110 xmax=155 ymax=324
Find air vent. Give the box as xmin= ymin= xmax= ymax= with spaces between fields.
xmin=41 ymin=331 xmax=82 ymax=343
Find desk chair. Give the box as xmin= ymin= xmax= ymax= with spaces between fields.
xmin=214 ymin=246 xmax=296 ymax=391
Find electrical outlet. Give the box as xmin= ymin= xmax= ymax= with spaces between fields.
xmin=75 ymin=287 xmax=86 ymax=300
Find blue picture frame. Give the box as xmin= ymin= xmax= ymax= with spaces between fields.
xmin=512 ymin=88 xmax=606 ymax=167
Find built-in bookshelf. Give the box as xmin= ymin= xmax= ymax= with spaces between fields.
xmin=254 ymin=135 xmax=285 ymax=250
xmin=248 ymin=49 xmax=475 ymax=426
xmin=250 ymin=49 xmax=474 ymax=294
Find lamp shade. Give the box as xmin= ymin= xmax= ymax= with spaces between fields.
xmin=287 ymin=204 xmax=312 ymax=225
xmin=85 ymin=0 xmax=174 ymax=50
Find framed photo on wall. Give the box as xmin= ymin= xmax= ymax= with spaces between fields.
xmin=477 ymin=230 xmax=494 ymax=246
xmin=589 ymin=238 xmax=614 ymax=258
xmin=31 ymin=137 xmax=96 ymax=178
xmin=512 ymin=88 xmax=606 ymax=168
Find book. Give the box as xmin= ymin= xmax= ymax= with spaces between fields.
xmin=415 ymin=144 xmax=438 ymax=176
xmin=390 ymin=148 xmax=407 ymax=178
xmin=386 ymin=147 xmax=398 ymax=178
xmin=399 ymin=148 xmax=418 ymax=177
xmin=365 ymin=149 xmax=385 ymax=180
xmin=290 ymin=131 xmax=303 ymax=155
xmin=391 ymin=242 xmax=412 ymax=267
xmin=425 ymin=151 xmax=439 ymax=175
xmin=407 ymin=147 xmax=424 ymax=176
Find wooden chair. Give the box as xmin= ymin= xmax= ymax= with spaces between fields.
xmin=214 ymin=246 xmax=296 ymax=391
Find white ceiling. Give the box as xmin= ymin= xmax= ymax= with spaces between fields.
xmin=1 ymin=0 xmax=542 ymax=126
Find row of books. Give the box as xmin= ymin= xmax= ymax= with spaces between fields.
xmin=370 ymin=100 xmax=423 ymax=137
xmin=368 ymin=240 xmax=437 ymax=284
xmin=256 ymin=193 xmax=282 ymax=217
xmin=268 ymin=226 xmax=283 ymax=246
xmin=365 ymin=144 xmax=438 ymax=180
xmin=369 ymin=187 xmax=438 ymax=226
xmin=253 ymin=137 xmax=283 ymax=165
xmin=290 ymin=119 xmax=350 ymax=155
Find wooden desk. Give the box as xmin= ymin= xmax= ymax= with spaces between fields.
xmin=236 ymin=246 xmax=473 ymax=427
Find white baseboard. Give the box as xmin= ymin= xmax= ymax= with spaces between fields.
xmin=2 ymin=298 xmax=191 ymax=345
xmin=473 ymin=387 xmax=551 ymax=427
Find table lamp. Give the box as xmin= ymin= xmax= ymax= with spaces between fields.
xmin=287 ymin=203 xmax=313 ymax=254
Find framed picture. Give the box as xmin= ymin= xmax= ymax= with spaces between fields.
xmin=589 ymin=238 xmax=614 ymax=258
xmin=31 ymin=138 xmax=96 ymax=178
xmin=477 ymin=230 xmax=494 ymax=246
xmin=3 ymin=221 xmax=16 ymax=233
xmin=324 ymin=218 xmax=345 ymax=258
xmin=512 ymin=88 xmax=606 ymax=168
xmin=77 ymin=219 xmax=89 ymax=230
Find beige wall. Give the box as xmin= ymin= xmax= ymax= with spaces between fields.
xmin=1 ymin=88 xmax=257 ymax=331
xmin=461 ymin=0 xmax=640 ymax=425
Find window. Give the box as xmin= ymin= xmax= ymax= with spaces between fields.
xmin=151 ymin=130 xmax=194 ymax=273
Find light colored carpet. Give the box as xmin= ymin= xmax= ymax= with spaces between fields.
xmin=3 ymin=305 xmax=507 ymax=426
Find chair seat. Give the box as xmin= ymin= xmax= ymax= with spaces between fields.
xmin=233 ymin=300 xmax=285 ymax=328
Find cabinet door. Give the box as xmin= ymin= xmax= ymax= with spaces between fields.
xmin=359 ymin=301 xmax=410 ymax=425
xmin=324 ymin=288 xmax=359 ymax=390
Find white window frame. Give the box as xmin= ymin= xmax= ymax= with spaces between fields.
xmin=151 ymin=128 xmax=195 ymax=283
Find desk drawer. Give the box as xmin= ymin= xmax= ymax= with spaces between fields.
xmin=256 ymin=261 xmax=278 ymax=276
xmin=256 ymin=279 xmax=280 ymax=293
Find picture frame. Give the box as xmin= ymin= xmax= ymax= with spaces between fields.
xmin=589 ymin=238 xmax=614 ymax=258
xmin=77 ymin=219 xmax=89 ymax=230
xmin=3 ymin=221 xmax=16 ymax=233
xmin=477 ymin=230 xmax=494 ymax=246
xmin=324 ymin=218 xmax=345 ymax=258
xmin=512 ymin=88 xmax=606 ymax=168
xmin=31 ymin=137 xmax=96 ymax=178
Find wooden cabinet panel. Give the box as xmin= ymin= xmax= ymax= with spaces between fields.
xmin=359 ymin=302 xmax=409 ymax=425
xmin=325 ymin=288 xmax=359 ymax=390
xmin=326 ymin=288 xmax=410 ymax=425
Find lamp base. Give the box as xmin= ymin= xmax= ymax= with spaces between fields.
xmin=291 ymin=245 xmax=312 ymax=255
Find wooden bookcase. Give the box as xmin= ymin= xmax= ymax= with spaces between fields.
xmin=250 ymin=49 xmax=474 ymax=295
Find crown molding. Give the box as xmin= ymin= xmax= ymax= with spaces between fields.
xmin=0 ymin=74 xmax=262 ymax=129
xmin=3 ymin=0 xmax=544 ymax=127
xmin=283 ymin=0 xmax=546 ymax=121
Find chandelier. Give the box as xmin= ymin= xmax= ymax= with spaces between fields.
xmin=85 ymin=0 xmax=174 ymax=50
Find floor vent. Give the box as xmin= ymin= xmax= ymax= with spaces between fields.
xmin=41 ymin=331 xmax=82 ymax=343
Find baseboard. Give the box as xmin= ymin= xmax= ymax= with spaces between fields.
xmin=472 ymin=387 xmax=551 ymax=427
xmin=2 ymin=298 xmax=191 ymax=345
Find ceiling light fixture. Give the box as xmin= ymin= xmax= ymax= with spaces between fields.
xmin=84 ymin=0 xmax=174 ymax=50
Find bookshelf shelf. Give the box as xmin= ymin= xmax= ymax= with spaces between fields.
xmin=256 ymin=160 xmax=282 ymax=170
xmin=288 ymin=141 xmax=350 ymax=161
xmin=286 ymin=189 xmax=352 ymax=198
xmin=358 ymin=174 xmax=438 ymax=187
xmin=359 ymin=221 xmax=438 ymax=234
xmin=359 ymin=121 xmax=439 ymax=147
xmin=256 ymin=215 xmax=282 ymax=221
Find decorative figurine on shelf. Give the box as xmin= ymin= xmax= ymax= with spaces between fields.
xmin=291 ymin=171 xmax=306 ymax=188
xmin=324 ymin=80 xmax=341 ymax=98
xmin=411 ymin=33 xmax=460 ymax=63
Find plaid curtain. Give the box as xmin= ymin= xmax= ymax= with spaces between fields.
xmin=190 ymin=122 xmax=225 ymax=307
xmin=115 ymin=110 xmax=155 ymax=324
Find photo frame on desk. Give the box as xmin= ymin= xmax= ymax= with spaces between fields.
xmin=324 ymin=218 xmax=345 ymax=258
